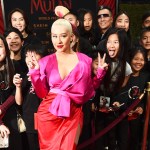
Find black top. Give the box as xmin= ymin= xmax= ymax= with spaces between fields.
xmin=79 ymin=29 xmax=100 ymax=50
xmin=12 ymin=59 xmax=27 ymax=77
xmin=21 ymin=34 xmax=41 ymax=70
xmin=96 ymin=27 xmax=113 ymax=53
xmin=79 ymin=37 xmax=93 ymax=56
xmin=21 ymin=75 xmax=41 ymax=133
xmin=114 ymin=71 xmax=150 ymax=111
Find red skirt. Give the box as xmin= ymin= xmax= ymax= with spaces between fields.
xmin=35 ymin=92 xmax=83 ymax=150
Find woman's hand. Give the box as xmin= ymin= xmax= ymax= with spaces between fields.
xmin=0 ymin=124 xmax=10 ymax=138
xmin=113 ymin=102 xmax=120 ymax=107
xmin=98 ymin=53 xmax=108 ymax=70
xmin=128 ymin=110 xmax=133 ymax=116
xmin=128 ymin=107 xmax=143 ymax=116
xmin=26 ymin=51 xmax=40 ymax=70
xmin=13 ymin=74 xmax=22 ymax=88
xmin=135 ymin=107 xmax=143 ymax=115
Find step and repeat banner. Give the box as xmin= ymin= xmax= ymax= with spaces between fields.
xmin=2 ymin=0 xmax=116 ymax=50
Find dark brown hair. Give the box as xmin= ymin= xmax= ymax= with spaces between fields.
xmin=8 ymin=8 xmax=33 ymax=35
xmin=0 ymin=34 xmax=15 ymax=87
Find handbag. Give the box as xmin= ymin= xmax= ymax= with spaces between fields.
xmin=17 ymin=111 xmax=26 ymax=133
xmin=0 ymin=134 xmax=9 ymax=148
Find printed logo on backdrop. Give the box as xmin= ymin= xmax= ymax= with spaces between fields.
xmin=3 ymin=0 xmax=97 ymax=51
xmin=30 ymin=0 xmax=72 ymax=51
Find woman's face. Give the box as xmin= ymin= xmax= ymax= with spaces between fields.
xmin=115 ymin=14 xmax=129 ymax=32
xmin=131 ymin=52 xmax=145 ymax=73
xmin=6 ymin=32 xmax=23 ymax=52
xmin=92 ymin=58 xmax=98 ymax=75
xmin=51 ymin=24 xmax=72 ymax=53
xmin=107 ymin=33 xmax=119 ymax=59
xmin=11 ymin=11 xmax=26 ymax=34
xmin=0 ymin=39 xmax=6 ymax=63
xmin=142 ymin=16 xmax=150 ymax=28
xmin=84 ymin=12 xmax=93 ymax=31
xmin=140 ymin=31 xmax=150 ymax=50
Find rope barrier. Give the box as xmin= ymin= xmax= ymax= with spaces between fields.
xmin=77 ymin=90 xmax=146 ymax=150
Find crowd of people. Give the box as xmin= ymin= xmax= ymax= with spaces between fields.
xmin=0 ymin=4 xmax=150 ymax=150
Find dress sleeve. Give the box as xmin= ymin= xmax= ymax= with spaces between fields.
xmin=93 ymin=67 xmax=107 ymax=89
xmin=29 ymin=58 xmax=49 ymax=98
xmin=0 ymin=95 xmax=15 ymax=115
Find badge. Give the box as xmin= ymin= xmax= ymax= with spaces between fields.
xmin=128 ymin=86 xmax=140 ymax=100
xmin=99 ymin=96 xmax=110 ymax=108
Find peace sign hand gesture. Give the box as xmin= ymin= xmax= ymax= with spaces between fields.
xmin=93 ymin=53 xmax=108 ymax=89
xmin=26 ymin=51 xmax=40 ymax=70
xmin=98 ymin=53 xmax=108 ymax=70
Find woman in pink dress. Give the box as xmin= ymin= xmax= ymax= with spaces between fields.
xmin=27 ymin=18 xmax=108 ymax=150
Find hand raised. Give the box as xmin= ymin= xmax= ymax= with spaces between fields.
xmin=13 ymin=74 xmax=22 ymax=88
xmin=98 ymin=53 xmax=108 ymax=70
xmin=26 ymin=51 xmax=40 ymax=70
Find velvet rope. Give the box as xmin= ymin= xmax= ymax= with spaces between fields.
xmin=77 ymin=91 xmax=146 ymax=150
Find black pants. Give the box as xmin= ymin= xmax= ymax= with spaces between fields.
xmin=22 ymin=132 xmax=40 ymax=150
xmin=116 ymin=118 xmax=129 ymax=150
xmin=95 ymin=112 xmax=117 ymax=150
xmin=128 ymin=116 xmax=142 ymax=150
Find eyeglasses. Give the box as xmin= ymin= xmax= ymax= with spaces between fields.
xmin=97 ymin=14 xmax=110 ymax=19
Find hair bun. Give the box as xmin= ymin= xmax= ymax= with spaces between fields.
xmin=54 ymin=6 xmax=70 ymax=18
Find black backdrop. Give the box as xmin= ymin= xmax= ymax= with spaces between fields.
xmin=3 ymin=0 xmax=98 ymax=50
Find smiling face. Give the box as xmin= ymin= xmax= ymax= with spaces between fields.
xmin=84 ymin=12 xmax=93 ymax=31
xmin=0 ymin=39 xmax=6 ymax=63
xmin=51 ymin=24 xmax=72 ymax=53
xmin=11 ymin=11 xmax=26 ymax=34
xmin=97 ymin=9 xmax=113 ymax=33
xmin=107 ymin=33 xmax=119 ymax=59
xmin=115 ymin=13 xmax=129 ymax=32
xmin=131 ymin=52 xmax=145 ymax=74
xmin=140 ymin=31 xmax=150 ymax=50
xmin=6 ymin=32 xmax=23 ymax=52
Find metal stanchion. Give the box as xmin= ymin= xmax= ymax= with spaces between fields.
xmin=142 ymin=82 xmax=150 ymax=150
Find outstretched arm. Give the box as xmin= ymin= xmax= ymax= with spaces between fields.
xmin=27 ymin=51 xmax=49 ymax=98
xmin=93 ymin=53 xmax=108 ymax=89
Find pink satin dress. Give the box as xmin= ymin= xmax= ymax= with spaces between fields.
xmin=30 ymin=53 xmax=106 ymax=150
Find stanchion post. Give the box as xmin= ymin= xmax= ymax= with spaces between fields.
xmin=142 ymin=82 xmax=150 ymax=150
